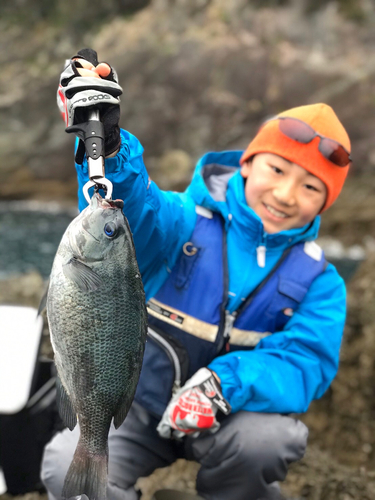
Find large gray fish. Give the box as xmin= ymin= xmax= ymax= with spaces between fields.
xmin=46 ymin=193 xmax=147 ymax=500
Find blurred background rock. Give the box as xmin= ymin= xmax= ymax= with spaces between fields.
xmin=2 ymin=0 xmax=375 ymax=498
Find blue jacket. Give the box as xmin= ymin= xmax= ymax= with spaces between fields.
xmin=76 ymin=129 xmax=346 ymax=414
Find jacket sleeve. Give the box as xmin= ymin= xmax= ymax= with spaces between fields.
xmin=209 ymin=263 xmax=346 ymax=414
xmin=76 ymin=129 xmax=197 ymax=299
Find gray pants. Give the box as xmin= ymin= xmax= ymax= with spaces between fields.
xmin=41 ymin=402 xmax=308 ymax=500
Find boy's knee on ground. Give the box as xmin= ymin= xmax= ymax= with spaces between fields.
xmin=193 ymin=412 xmax=308 ymax=475
xmin=231 ymin=413 xmax=308 ymax=470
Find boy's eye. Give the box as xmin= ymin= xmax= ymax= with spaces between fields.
xmin=271 ymin=165 xmax=283 ymax=174
xmin=304 ymin=184 xmax=319 ymax=192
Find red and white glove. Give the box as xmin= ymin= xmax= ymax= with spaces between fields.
xmin=157 ymin=368 xmax=231 ymax=439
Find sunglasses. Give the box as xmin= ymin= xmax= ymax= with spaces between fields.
xmin=265 ymin=116 xmax=351 ymax=167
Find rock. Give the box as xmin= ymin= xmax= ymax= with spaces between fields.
xmin=283 ymin=445 xmax=375 ymax=500
xmin=0 ymin=271 xmax=45 ymax=308
xmin=1 ymin=167 xmax=77 ymax=202
xmin=153 ymin=149 xmax=194 ymax=191
xmin=2 ymin=0 xmax=375 ymax=200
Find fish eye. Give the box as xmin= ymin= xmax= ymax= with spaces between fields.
xmin=104 ymin=222 xmax=117 ymax=238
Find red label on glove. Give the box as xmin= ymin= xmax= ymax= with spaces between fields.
xmin=171 ymin=389 xmax=216 ymax=432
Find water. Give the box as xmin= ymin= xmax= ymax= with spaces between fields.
xmin=0 ymin=201 xmax=77 ymax=280
xmin=0 ymin=201 xmax=367 ymax=284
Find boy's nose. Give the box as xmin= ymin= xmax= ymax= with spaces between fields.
xmin=273 ymin=181 xmax=296 ymax=206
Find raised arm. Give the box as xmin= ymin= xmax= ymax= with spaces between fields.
xmin=58 ymin=49 xmax=197 ymax=298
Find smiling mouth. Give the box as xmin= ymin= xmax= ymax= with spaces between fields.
xmin=263 ymin=203 xmax=290 ymax=219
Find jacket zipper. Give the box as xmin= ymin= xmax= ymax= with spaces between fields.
xmin=234 ymin=246 xmax=293 ymax=319
xmin=221 ymin=310 xmax=237 ymax=350
xmin=256 ymin=233 xmax=267 ymax=268
xmin=216 ymin=216 xmax=230 ymax=353
xmin=217 ymin=220 xmax=292 ymax=352
xmin=147 ymin=327 xmax=182 ymax=394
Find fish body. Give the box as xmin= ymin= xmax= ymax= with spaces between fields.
xmin=47 ymin=193 xmax=147 ymax=500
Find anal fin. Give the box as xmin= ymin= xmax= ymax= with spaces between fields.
xmin=113 ymin=397 xmax=131 ymax=430
xmin=56 ymin=375 xmax=77 ymax=431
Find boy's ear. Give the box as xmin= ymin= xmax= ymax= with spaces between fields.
xmin=240 ymin=160 xmax=252 ymax=178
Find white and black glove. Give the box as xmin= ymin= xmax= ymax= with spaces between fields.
xmin=157 ymin=368 xmax=231 ymax=440
xmin=57 ymin=48 xmax=122 ymax=161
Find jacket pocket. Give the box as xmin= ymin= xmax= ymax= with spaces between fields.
xmin=267 ymin=278 xmax=309 ymax=332
xmin=274 ymin=279 xmax=308 ymax=331
xmin=278 ymin=278 xmax=308 ymax=303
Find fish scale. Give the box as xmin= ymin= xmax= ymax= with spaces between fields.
xmin=47 ymin=193 xmax=147 ymax=500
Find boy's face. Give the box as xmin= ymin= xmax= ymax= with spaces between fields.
xmin=240 ymin=153 xmax=327 ymax=234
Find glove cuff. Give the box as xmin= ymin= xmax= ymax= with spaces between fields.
xmin=102 ymin=106 xmax=121 ymax=156
xmin=198 ymin=370 xmax=231 ymax=415
xmin=105 ymin=125 xmax=121 ymax=156
xmin=73 ymin=48 xmax=99 ymax=67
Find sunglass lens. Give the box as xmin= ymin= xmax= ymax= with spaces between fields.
xmin=319 ymin=138 xmax=350 ymax=167
xmin=279 ymin=118 xmax=315 ymax=143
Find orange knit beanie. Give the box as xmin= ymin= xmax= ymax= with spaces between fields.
xmin=240 ymin=103 xmax=351 ymax=212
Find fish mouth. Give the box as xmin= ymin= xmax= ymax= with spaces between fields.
xmin=93 ymin=193 xmax=124 ymax=210
xmin=101 ymin=199 xmax=124 ymax=209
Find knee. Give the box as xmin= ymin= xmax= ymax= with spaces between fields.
xmin=193 ymin=412 xmax=308 ymax=496
xmin=280 ymin=416 xmax=308 ymax=463
xmin=234 ymin=414 xmax=308 ymax=474
xmin=217 ymin=412 xmax=308 ymax=473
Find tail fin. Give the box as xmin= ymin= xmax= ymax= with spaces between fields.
xmin=62 ymin=438 xmax=108 ymax=500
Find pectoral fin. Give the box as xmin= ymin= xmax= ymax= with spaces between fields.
xmin=56 ymin=375 xmax=77 ymax=431
xmin=63 ymin=257 xmax=102 ymax=292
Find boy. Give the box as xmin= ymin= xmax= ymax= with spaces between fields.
xmin=42 ymin=49 xmax=350 ymax=500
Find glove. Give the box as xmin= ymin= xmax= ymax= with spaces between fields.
xmin=57 ymin=48 xmax=123 ymax=160
xmin=157 ymin=367 xmax=231 ymax=440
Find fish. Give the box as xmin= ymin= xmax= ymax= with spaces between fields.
xmin=46 ymin=192 xmax=147 ymax=500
